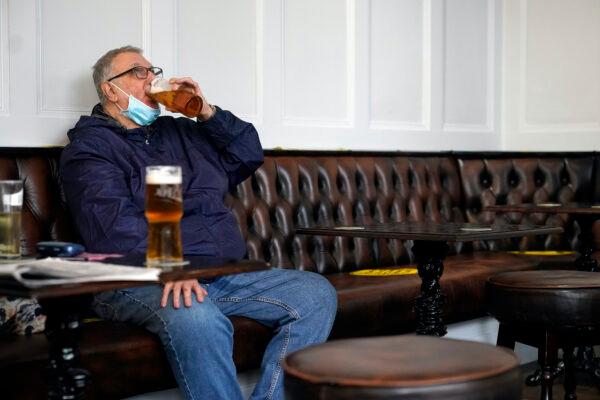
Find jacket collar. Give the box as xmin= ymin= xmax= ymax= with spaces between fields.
xmin=91 ymin=103 xmax=128 ymax=131
xmin=91 ymin=103 xmax=161 ymax=149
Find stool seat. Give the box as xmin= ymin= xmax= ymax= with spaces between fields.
xmin=487 ymin=270 xmax=600 ymax=328
xmin=488 ymin=270 xmax=600 ymax=289
xmin=283 ymin=336 xmax=521 ymax=399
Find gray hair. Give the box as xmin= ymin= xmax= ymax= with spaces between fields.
xmin=92 ymin=45 xmax=142 ymax=104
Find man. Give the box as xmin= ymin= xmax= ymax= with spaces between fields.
xmin=59 ymin=46 xmax=337 ymax=400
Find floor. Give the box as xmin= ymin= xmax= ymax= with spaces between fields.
xmin=521 ymin=362 xmax=600 ymax=400
xmin=127 ymin=363 xmax=600 ymax=400
xmin=124 ymin=369 xmax=259 ymax=400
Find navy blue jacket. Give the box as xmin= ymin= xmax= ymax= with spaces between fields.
xmin=60 ymin=104 xmax=263 ymax=258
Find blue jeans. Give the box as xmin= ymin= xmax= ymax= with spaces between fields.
xmin=92 ymin=269 xmax=337 ymax=400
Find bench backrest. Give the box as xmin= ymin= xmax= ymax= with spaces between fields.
xmin=456 ymin=153 xmax=597 ymax=251
xmin=226 ymin=152 xmax=464 ymax=273
xmin=1 ymin=148 xmax=598 ymax=272
xmin=0 ymin=148 xmax=78 ymax=256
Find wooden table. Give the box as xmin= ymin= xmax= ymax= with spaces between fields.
xmin=485 ymin=203 xmax=600 ymax=272
xmin=297 ymin=221 xmax=561 ymax=337
xmin=0 ymin=256 xmax=269 ymax=400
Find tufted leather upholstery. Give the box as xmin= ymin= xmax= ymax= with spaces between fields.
xmin=226 ymin=152 xmax=465 ymax=273
xmin=0 ymin=148 xmax=79 ymax=255
xmin=456 ymin=153 xmax=596 ymax=252
xmin=4 ymin=149 xmax=596 ymax=267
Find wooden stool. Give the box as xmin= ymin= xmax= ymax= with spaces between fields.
xmin=487 ymin=270 xmax=600 ymax=400
xmin=282 ymin=335 xmax=521 ymax=399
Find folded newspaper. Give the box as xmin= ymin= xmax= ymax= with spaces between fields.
xmin=0 ymin=257 xmax=160 ymax=288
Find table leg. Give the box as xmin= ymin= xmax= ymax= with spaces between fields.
xmin=40 ymin=295 xmax=92 ymax=400
xmin=570 ymin=214 xmax=600 ymax=390
xmin=412 ymin=240 xmax=448 ymax=337
xmin=574 ymin=215 xmax=599 ymax=272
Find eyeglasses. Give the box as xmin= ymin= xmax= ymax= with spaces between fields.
xmin=107 ymin=66 xmax=163 ymax=82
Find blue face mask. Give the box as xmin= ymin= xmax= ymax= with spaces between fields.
xmin=110 ymin=82 xmax=160 ymax=126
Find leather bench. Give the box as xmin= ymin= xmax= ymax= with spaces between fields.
xmin=1 ymin=148 xmax=598 ymax=399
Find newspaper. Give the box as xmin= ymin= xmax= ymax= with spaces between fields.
xmin=0 ymin=257 xmax=160 ymax=288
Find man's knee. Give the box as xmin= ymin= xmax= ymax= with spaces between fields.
xmin=156 ymin=300 xmax=233 ymax=341
xmin=298 ymin=272 xmax=338 ymax=318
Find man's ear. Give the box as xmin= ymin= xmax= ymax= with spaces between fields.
xmin=102 ymin=82 xmax=119 ymax=103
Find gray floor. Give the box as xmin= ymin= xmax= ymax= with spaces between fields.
xmin=126 ymin=363 xmax=600 ymax=400
xmin=123 ymin=369 xmax=261 ymax=400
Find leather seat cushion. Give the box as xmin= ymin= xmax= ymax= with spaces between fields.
xmin=328 ymin=252 xmax=539 ymax=338
xmin=0 ymin=316 xmax=271 ymax=400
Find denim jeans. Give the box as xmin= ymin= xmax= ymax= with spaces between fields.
xmin=93 ymin=268 xmax=337 ymax=400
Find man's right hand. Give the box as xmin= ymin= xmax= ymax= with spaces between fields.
xmin=168 ymin=77 xmax=215 ymax=121
xmin=161 ymin=279 xmax=207 ymax=309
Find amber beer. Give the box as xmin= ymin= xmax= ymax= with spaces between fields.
xmin=0 ymin=181 xmax=22 ymax=258
xmin=145 ymin=166 xmax=184 ymax=267
xmin=149 ymin=78 xmax=203 ymax=118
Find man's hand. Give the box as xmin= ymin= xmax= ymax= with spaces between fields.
xmin=161 ymin=279 xmax=207 ymax=309
xmin=169 ymin=77 xmax=215 ymax=121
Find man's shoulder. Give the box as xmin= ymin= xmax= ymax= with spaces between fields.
xmin=69 ymin=127 xmax=113 ymax=142
xmin=62 ymin=117 xmax=125 ymax=163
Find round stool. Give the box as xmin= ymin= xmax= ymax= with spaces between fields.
xmin=282 ymin=335 xmax=521 ymax=400
xmin=487 ymin=270 xmax=600 ymax=400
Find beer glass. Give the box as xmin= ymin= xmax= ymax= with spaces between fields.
xmin=148 ymin=78 xmax=203 ymax=118
xmin=0 ymin=180 xmax=23 ymax=258
xmin=145 ymin=166 xmax=184 ymax=267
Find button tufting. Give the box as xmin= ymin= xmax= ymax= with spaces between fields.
xmin=533 ymin=168 xmax=545 ymax=187
xmin=479 ymin=170 xmax=492 ymax=188
xmin=507 ymin=169 xmax=519 ymax=187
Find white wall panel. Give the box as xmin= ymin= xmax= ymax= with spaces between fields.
xmin=524 ymin=0 xmax=600 ymax=126
xmin=283 ymin=0 xmax=350 ymax=124
xmin=0 ymin=0 xmax=8 ymax=114
xmin=443 ymin=0 xmax=491 ymax=130
xmin=369 ymin=0 xmax=427 ymax=129
xmin=502 ymin=0 xmax=600 ymax=150
xmin=9 ymin=0 xmax=600 ymax=151
xmin=38 ymin=0 xmax=145 ymax=114
xmin=177 ymin=0 xmax=259 ymax=121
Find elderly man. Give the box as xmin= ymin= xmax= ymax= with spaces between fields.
xmin=59 ymin=45 xmax=337 ymax=400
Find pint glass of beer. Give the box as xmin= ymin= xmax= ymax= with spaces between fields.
xmin=149 ymin=78 xmax=203 ymax=118
xmin=145 ymin=166 xmax=184 ymax=267
xmin=0 ymin=180 xmax=23 ymax=258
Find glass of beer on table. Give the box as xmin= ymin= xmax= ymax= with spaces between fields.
xmin=145 ymin=166 xmax=185 ymax=268
xmin=0 ymin=180 xmax=23 ymax=258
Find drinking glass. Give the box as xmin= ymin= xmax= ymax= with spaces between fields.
xmin=145 ymin=166 xmax=184 ymax=268
xmin=0 ymin=180 xmax=23 ymax=258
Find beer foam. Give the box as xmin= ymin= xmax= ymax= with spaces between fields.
xmin=150 ymin=78 xmax=171 ymax=94
xmin=146 ymin=168 xmax=182 ymax=184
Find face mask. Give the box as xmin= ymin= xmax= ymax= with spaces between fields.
xmin=110 ymin=82 xmax=160 ymax=126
